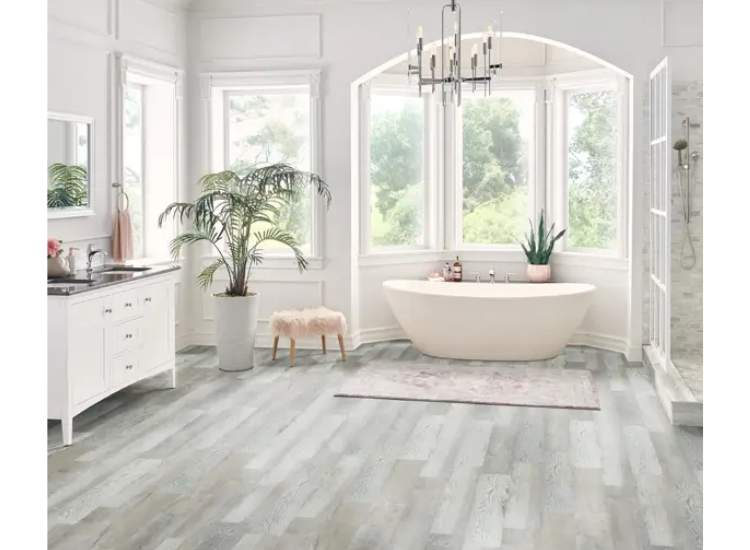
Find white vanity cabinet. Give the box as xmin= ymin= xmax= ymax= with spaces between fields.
xmin=48 ymin=270 xmax=177 ymax=445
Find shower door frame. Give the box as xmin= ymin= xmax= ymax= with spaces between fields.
xmin=648 ymin=57 xmax=671 ymax=364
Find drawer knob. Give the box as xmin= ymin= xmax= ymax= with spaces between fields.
xmin=104 ymin=308 xmax=113 ymax=314
xmin=144 ymin=297 xmax=152 ymax=303
xmin=125 ymin=302 xmax=133 ymax=308
xmin=125 ymin=364 xmax=133 ymax=370
xmin=125 ymin=333 xmax=133 ymax=339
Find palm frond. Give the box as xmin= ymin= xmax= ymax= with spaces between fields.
xmin=197 ymin=258 xmax=226 ymax=289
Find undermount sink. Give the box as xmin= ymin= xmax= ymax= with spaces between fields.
xmin=99 ymin=265 xmax=152 ymax=273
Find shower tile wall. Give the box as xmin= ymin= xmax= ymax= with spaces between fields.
xmin=670 ymin=81 xmax=703 ymax=400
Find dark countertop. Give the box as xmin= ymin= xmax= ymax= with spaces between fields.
xmin=47 ymin=264 xmax=181 ymax=296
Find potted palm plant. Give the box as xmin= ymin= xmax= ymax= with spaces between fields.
xmin=159 ymin=163 xmax=331 ymax=371
xmin=520 ymin=209 xmax=566 ymax=283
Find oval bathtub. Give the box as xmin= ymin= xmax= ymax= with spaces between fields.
xmin=383 ymin=280 xmax=596 ymax=361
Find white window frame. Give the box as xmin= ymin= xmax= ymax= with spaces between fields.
xmin=453 ymin=80 xmax=545 ymax=251
xmin=202 ymin=70 xmax=323 ymax=267
xmin=356 ymin=69 xmax=629 ymax=267
xmin=550 ymin=70 xmax=629 ymax=259
xmin=113 ymin=53 xmax=183 ymax=263
xmin=359 ymin=76 xmax=437 ymax=256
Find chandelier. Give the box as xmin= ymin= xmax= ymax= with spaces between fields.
xmin=408 ymin=0 xmax=504 ymax=106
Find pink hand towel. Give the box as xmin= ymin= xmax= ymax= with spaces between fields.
xmin=112 ymin=209 xmax=133 ymax=262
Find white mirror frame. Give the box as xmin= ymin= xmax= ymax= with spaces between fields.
xmin=47 ymin=111 xmax=96 ymax=219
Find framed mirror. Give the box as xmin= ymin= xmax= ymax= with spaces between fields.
xmin=48 ymin=112 xmax=94 ymax=218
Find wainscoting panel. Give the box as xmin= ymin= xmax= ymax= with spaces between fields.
xmin=201 ymin=280 xmax=325 ymax=323
xmin=199 ymin=15 xmax=321 ymax=61
xmin=118 ymin=0 xmax=180 ymax=55
xmin=48 ymin=0 xmax=112 ymax=37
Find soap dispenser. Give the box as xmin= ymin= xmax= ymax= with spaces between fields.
xmin=67 ymin=247 xmax=79 ymax=274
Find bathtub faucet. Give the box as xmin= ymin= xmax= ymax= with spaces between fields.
xmin=488 ymin=269 xmax=496 ymax=283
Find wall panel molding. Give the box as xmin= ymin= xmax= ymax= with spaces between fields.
xmin=199 ymin=14 xmax=321 ymax=62
xmin=48 ymin=0 xmax=113 ymax=38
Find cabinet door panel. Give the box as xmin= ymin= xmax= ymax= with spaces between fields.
xmin=69 ymin=300 xmax=107 ymax=405
xmin=141 ymin=281 xmax=172 ymax=371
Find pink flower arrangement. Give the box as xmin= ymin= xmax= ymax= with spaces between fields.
xmin=48 ymin=238 xmax=63 ymax=259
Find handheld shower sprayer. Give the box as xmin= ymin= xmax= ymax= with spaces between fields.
xmin=673 ymin=138 xmax=689 ymax=170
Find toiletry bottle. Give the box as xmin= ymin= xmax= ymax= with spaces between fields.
xmin=67 ymin=247 xmax=79 ymax=274
xmin=442 ymin=262 xmax=452 ymax=282
xmin=452 ymin=256 xmax=463 ymax=282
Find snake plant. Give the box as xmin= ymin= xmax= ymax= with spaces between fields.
xmin=158 ymin=163 xmax=331 ymax=297
xmin=520 ymin=209 xmax=566 ymax=265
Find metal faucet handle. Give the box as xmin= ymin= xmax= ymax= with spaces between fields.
xmin=504 ymin=272 xmax=518 ymax=283
xmin=472 ymin=272 xmax=481 ymax=283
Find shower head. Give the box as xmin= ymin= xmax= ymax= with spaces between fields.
xmin=673 ymin=139 xmax=688 ymax=151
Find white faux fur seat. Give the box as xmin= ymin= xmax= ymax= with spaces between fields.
xmin=269 ymin=307 xmax=347 ymax=366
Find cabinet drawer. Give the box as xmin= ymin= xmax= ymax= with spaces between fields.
xmin=113 ymin=318 xmax=142 ymax=355
xmin=110 ymin=351 xmax=140 ymax=386
xmin=112 ymin=290 xmax=141 ymax=321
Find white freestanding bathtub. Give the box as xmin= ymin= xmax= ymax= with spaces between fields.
xmin=383 ymin=280 xmax=596 ymax=361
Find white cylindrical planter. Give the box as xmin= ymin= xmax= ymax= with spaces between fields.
xmin=214 ymin=293 xmax=259 ymax=372
xmin=526 ymin=264 xmax=552 ymax=283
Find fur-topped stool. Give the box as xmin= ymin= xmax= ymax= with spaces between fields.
xmin=269 ymin=307 xmax=347 ymax=366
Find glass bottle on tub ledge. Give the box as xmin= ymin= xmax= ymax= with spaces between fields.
xmin=452 ymin=256 xmax=463 ymax=282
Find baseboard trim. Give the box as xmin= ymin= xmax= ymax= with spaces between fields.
xmin=186 ymin=331 xmax=359 ymax=351
xmin=179 ymin=326 xmax=631 ymax=358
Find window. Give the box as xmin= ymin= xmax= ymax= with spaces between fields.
xmin=356 ymin=69 xmax=628 ymax=262
xmin=564 ymin=87 xmax=619 ymax=251
xmin=119 ymin=56 xmax=181 ymax=261
xmin=367 ymin=90 xmax=427 ymax=249
xmin=459 ymin=90 xmax=536 ymax=247
xmin=123 ymin=84 xmax=144 ymax=257
xmin=223 ymin=87 xmax=313 ymax=252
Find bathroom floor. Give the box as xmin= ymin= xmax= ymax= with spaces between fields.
xmin=48 ymin=343 xmax=702 ymax=550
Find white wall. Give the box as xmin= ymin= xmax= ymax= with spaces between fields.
xmin=47 ymin=0 xmax=191 ymax=344
xmin=183 ymin=0 xmax=700 ymax=359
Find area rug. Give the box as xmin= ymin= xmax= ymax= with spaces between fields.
xmin=335 ymin=363 xmax=600 ymax=411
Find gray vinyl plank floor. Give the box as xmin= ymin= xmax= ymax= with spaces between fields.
xmin=48 ymin=342 xmax=703 ymax=550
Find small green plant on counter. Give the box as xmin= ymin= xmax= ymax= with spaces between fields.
xmin=47 ymin=163 xmax=88 ymax=208
xmin=520 ymin=209 xmax=566 ymax=265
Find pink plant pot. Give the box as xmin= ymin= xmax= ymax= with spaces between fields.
xmin=526 ymin=264 xmax=551 ymax=283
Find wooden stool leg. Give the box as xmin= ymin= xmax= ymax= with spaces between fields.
xmin=289 ymin=338 xmax=296 ymax=367
xmin=321 ymin=335 xmax=327 ymax=353
xmin=272 ymin=336 xmax=279 ymax=360
xmin=337 ymin=334 xmax=346 ymax=361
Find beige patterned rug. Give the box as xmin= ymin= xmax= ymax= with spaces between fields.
xmin=335 ymin=363 xmax=600 ymax=411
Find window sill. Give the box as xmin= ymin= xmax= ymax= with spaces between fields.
xmin=359 ymin=249 xmax=446 ymax=267
xmin=551 ymin=252 xmax=627 ymax=271
xmin=200 ymin=254 xmax=324 ymax=271
xmin=357 ymin=248 xmax=627 ymax=271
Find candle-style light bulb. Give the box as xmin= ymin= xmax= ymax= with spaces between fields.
xmin=488 ymin=24 xmax=494 ymax=36
xmin=416 ymin=25 xmax=423 ymax=39
xmin=471 ymin=44 xmax=478 ymax=57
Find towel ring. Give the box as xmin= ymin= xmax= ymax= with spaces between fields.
xmin=112 ymin=182 xmax=130 ymax=212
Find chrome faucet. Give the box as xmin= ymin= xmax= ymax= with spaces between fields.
xmin=86 ymin=244 xmax=108 ymax=275
xmin=504 ymin=272 xmax=516 ymax=283
xmin=472 ymin=272 xmax=481 ymax=283
xmin=488 ymin=268 xmax=496 ymax=284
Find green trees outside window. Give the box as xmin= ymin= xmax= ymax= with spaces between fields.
xmin=461 ymin=92 xmax=533 ymax=245
xmin=227 ymin=91 xmax=312 ymax=252
xmin=566 ymin=89 xmax=618 ymax=250
xmin=368 ymin=93 xmax=425 ymax=248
